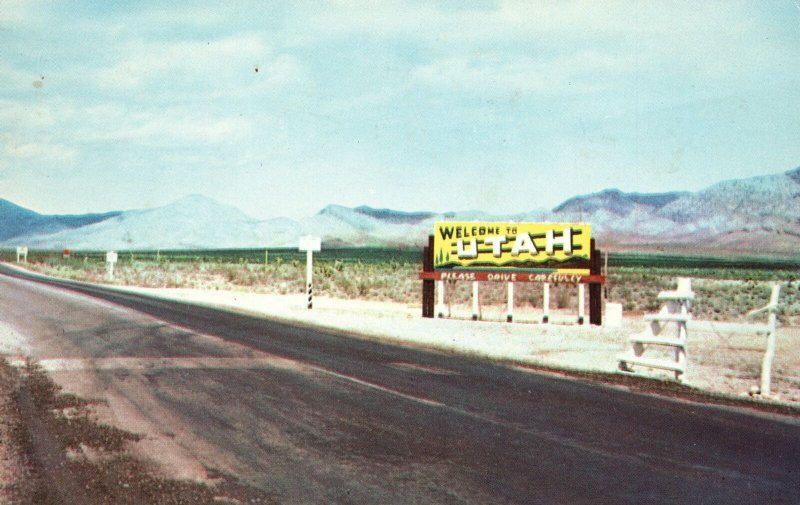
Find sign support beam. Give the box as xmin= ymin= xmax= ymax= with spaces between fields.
xmin=422 ymin=235 xmax=435 ymax=318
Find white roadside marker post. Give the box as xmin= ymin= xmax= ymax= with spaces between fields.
xmin=542 ymin=283 xmax=550 ymax=323
xmin=106 ymin=251 xmax=118 ymax=281
xmin=472 ymin=281 xmax=480 ymax=321
xmin=298 ymin=236 xmax=321 ymax=310
xmin=507 ymin=282 xmax=514 ymax=323
xmin=306 ymin=249 xmax=313 ymax=308
xmin=577 ymin=283 xmax=585 ymax=325
xmin=436 ymin=280 xmax=445 ymax=318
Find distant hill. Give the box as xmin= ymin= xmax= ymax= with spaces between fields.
xmin=0 ymin=198 xmax=121 ymax=242
xmin=555 ymin=167 xmax=800 ymax=253
xmin=553 ymin=189 xmax=690 ymax=215
xmin=352 ymin=206 xmax=437 ymax=225
xmin=2 ymin=167 xmax=799 ymax=254
xmin=4 ymin=195 xmax=270 ymax=250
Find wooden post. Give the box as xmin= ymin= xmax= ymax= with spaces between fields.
xmin=543 ymin=283 xmax=550 ymax=324
xmin=422 ymin=235 xmax=435 ymax=318
xmin=472 ymin=281 xmax=480 ymax=321
xmin=759 ymin=284 xmax=782 ymax=396
xmin=604 ymin=248 xmax=609 ymax=300
xmin=589 ymin=238 xmax=603 ymax=326
xmin=761 ymin=310 xmax=778 ymax=396
xmin=507 ymin=282 xmax=514 ymax=323
xmin=436 ymin=280 xmax=445 ymax=318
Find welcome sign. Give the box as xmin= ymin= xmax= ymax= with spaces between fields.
xmin=434 ymin=222 xmax=592 ymax=276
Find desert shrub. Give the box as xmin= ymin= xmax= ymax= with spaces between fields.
xmin=555 ymin=286 xmax=572 ymax=309
xmin=16 ymin=253 xmax=800 ymax=325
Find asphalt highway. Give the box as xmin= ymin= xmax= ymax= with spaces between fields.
xmin=1 ymin=265 xmax=798 ymax=504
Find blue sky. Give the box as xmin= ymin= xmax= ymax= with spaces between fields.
xmin=1 ymin=1 xmax=799 ymax=219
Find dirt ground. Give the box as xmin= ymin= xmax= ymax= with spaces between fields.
xmin=0 ymin=358 xmax=275 ymax=504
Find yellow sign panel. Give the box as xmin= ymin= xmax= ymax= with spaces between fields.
xmin=434 ymin=222 xmax=592 ymax=274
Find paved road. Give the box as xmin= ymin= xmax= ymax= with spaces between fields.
xmin=1 ymin=265 xmax=798 ymax=504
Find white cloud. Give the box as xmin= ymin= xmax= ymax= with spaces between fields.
xmin=95 ymin=33 xmax=306 ymax=93
xmin=0 ymin=0 xmax=47 ymax=27
xmin=411 ymin=51 xmax=626 ymax=96
xmin=0 ymin=100 xmax=58 ymax=129
xmin=4 ymin=141 xmax=76 ymax=162
xmin=309 ymin=0 xmax=756 ymax=40
xmin=312 ymin=1 xmax=787 ymax=88
xmin=0 ymin=62 xmax=44 ymax=94
xmin=80 ymin=108 xmax=253 ymax=145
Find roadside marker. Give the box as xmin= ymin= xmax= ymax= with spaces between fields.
xmin=299 ymin=236 xmax=321 ymax=309
xmin=16 ymin=246 xmax=28 ymax=263
xmin=106 ymin=251 xmax=118 ymax=281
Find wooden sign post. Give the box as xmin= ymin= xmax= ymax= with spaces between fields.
xmin=299 ymin=236 xmax=321 ymax=309
xmin=422 ymin=235 xmax=435 ymax=318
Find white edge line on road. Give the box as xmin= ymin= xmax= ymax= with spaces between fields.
xmin=311 ymin=366 xmax=447 ymax=408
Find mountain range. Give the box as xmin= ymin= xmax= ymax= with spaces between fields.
xmin=2 ymin=167 xmax=799 ymax=254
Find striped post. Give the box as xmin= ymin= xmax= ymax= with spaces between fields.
xmin=299 ymin=236 xmax=321 ymax=310
xmin=306 ymin=249 xmax=313 ymax=309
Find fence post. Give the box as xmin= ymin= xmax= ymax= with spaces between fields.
xmin=758 ymin=284 xmax=782 ymax=396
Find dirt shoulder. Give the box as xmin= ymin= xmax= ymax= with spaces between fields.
xmin=0 ymin=359 xmax=27 ymax=502
xmin=0 ymin=359 xmax=273 ymax=505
